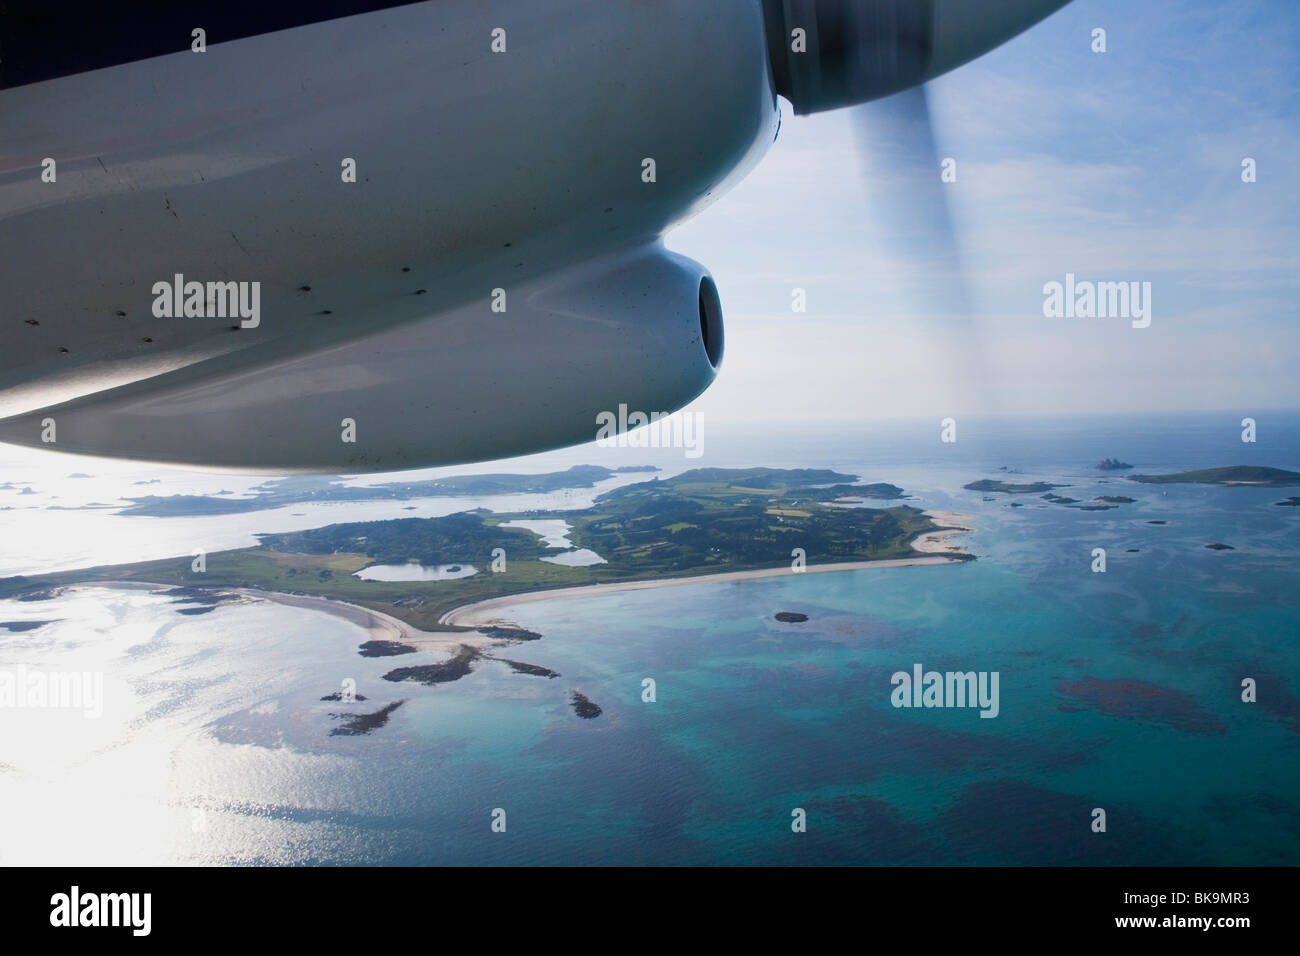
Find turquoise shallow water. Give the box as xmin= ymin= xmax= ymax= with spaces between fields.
xmin=0 ymin=412 xmax=1296 ymax=864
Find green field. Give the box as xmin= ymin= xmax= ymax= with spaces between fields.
xmin=0 ymin=468 xmax=952 ymax=631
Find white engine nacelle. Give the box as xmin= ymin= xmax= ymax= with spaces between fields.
xmin=0 ymin=243 xmax=722 ymax=473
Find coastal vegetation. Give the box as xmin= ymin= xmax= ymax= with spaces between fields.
xmin=1127 ymin=466 xmax=1300 ymax=486
xmin=964 ymin=479 xmax=1064 ymax=494
xmin=0 ymin=468 xmax=950 ymax=631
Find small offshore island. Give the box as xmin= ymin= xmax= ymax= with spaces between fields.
xmin=964 ymin=479 xmax=1065 ymax=494
xmin=1127 ymin=465 xmax=1300 ymax=487
xmin=0 ymin=468 xmax=971 ymax=635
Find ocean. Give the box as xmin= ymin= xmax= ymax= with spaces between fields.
xmin=0 ymin=411 xmax=1296 ymax=865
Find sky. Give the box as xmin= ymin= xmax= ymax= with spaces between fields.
xmin=667 ymin=0 xmax=1300 ymax=423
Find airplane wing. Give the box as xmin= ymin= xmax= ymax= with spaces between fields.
xmin=0 ymin=0 xmax=1068 ymax=472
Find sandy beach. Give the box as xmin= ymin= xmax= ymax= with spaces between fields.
xmin=77 ymin=509 xmax=977 ymax=639
xmin=234 ymin=588 xmax=490 ymax=651
xmin=440 ymin=555 xmax=965 ymax=626
xmin=440 ymin=509 xmax=977 ymax=626
xmin=78 ymin=581 xmax=486 ymax=652
xmin=913 ymin=509 xmax=977 ymax=556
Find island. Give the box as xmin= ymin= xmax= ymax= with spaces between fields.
xmin=113 ymin=464 xmax=657 ymax=517
xmin=329 ymin=700 xmax=405 ymax=736
xmin=964 ymin=479 xmax=1065 ymax=494
xmin=0 ymin=620 xmax=57 ymax=631
xmin=1127 ymin=466 xmax=1300 ymax=487
xmin=1095 ymin=458 xmax=1134 ymax=471
xmin=570 ymin=692 xmax=603 ymax=719
xmin=0 ymin=467 xmax=971 ymax=633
